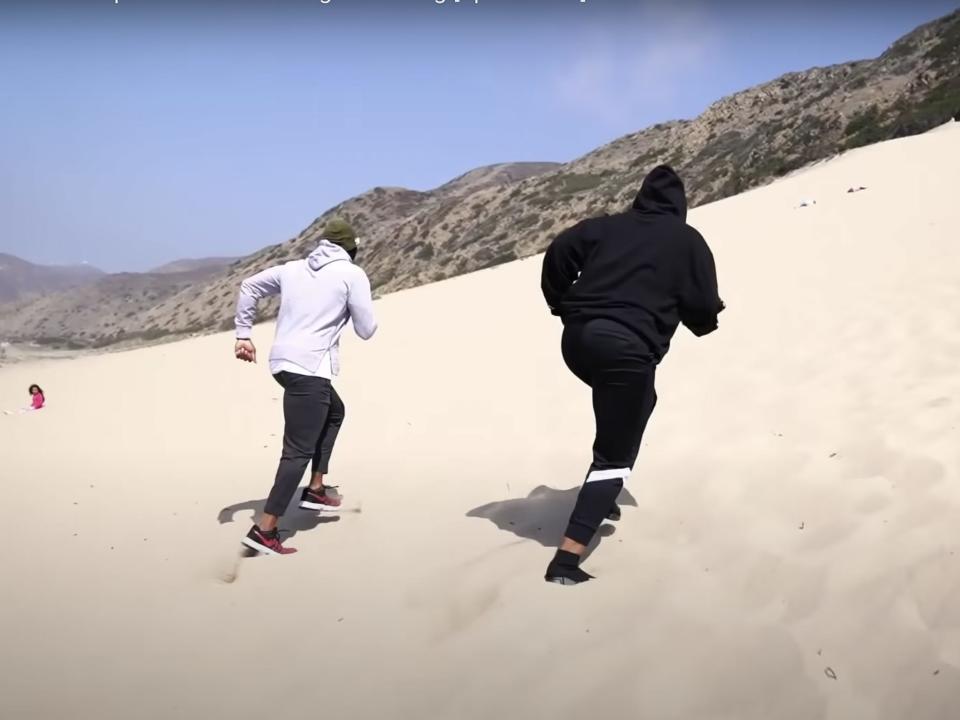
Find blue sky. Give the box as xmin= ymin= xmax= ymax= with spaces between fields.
xmin=1 ymin=0 xmax=957 ymax=272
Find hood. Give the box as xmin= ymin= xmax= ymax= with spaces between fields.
xmin=632 ymin=165 xmax=687 ymax=220
xmin=307 ymin=239 xmax=352 ymax=271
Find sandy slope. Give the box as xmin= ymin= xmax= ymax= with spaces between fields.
xmin=2 ymin=124 xmax=959 ymax=720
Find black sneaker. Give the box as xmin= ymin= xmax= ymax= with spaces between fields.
xmin=544 ymin=550 xmax=594 ymax=585
xmin=241 ymin=525 xmax=298 ymax=556
xmin=607 ymin=503 xmax=622 ymax=521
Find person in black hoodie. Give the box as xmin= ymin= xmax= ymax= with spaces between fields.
xmin=540 ymin=165 xmax=724 ymax=585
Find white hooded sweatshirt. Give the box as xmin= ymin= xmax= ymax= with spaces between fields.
xmin=234 ymin=240 xmax=377 ymax=378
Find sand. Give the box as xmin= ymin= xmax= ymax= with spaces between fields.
xmin=2 ymin=123 xmax=959 ymax=720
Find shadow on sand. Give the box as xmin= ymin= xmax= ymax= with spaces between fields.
xmin=218 ymin=498 xmax=340 ymax=551
xmin=466 ymin=484 xmax=637 ymax=559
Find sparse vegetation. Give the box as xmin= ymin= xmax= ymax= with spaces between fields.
xmin=2 ymin=10 xmax=958 ymax=350
xmin=849 ymin=74 xmax=869 ymax=90
xmin=629 ymin=149 xmax=660 ymax=169
xmin=476 ymin=251 xmax=516 ymax=271
xmin=142 ymin=326 xmax=170 ymax=341
xmin=885 ymin=37 xmax=917 ymax=60
xmin=554 ymin=174 xmax=607 ymax=195
xmin=843 ymin=73 xmax=960 ymax=150
xmin=928 ymin=16 xmax=960 ymax=68
xmin=844 ymin=104 xmax=883 ymax=145
xmin=415 ymin=244 xmax=435 ymax=261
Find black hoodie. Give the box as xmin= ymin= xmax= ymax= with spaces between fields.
xmin=541 ymin=165 xmax=723 ymax=362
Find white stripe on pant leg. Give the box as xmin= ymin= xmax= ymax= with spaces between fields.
xmin=585 ymin=467 xmax=631 ymax=483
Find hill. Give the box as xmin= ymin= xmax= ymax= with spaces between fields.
xmin=1 ymin=8 xmax=958 ymax=348
xmin=149 ymin=257 xmax=239 ymax=275
xmin=0 ymin=253 xmax=104 ymax=304
xmin=2 ymin=122 xmax=959 ymax=720
xmin=0 ymin=266 xmax=230 ymax=349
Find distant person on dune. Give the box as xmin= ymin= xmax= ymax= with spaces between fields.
xmin=233 ymin=219 xmax=378 ymax=556
xmin=4 ymin=384 xmax=45 ymax=415
xmin=540 ymin=165 xmax=724 ymax=585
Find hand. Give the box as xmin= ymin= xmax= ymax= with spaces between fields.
xmin=235 ymin=339 xmax=257 ymax=363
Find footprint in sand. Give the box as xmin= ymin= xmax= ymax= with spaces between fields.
xmin=838 ymin=435 xmax=946 ymax=492
xmin=907 ymin=552 xmax=960 ymax=628
xmin=215 ymin=551 xmax=246 ymax=584
xmin=405 ymin=541 xmax=526 ymax=642
xmin=856 ymin=492 xmax=893 ymax=514
xmin=738 ymin=551 xmax=829 ymax=622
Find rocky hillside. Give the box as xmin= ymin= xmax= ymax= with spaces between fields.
xmin=150 ymin=257 xmax=239 ymax=275
xmin=0 ymin=253 xmax=104 ymax=304
xmin=0 ymin=163 xmax=561 ymax=347
xmin=2 ymin=9 xmax=958 ymax=349
xmin=0 ymin=266 xmax=230 ymax=349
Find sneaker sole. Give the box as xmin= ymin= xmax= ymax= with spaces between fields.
xmin=241 ymin=536 xmax=280 ymax=556
xmin=545 ymin=576 xmax=582 ymax=586
xmin=299 ymin=501 xmax=342 ymax=512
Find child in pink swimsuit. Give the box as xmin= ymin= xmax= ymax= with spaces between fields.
xmin=4 ymin=384 xmax=45 ymax=415
xmin=29 ymin=384 xmax=45 ymax=410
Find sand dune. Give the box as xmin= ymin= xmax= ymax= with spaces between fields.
xmin=2 ymin=123 xmax=959 ymax=719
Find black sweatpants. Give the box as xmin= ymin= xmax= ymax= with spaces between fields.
xmin=263 ymin=371 xmax=346 ymax=518
xmin=561 ymin=318 xmax=657 ymax=546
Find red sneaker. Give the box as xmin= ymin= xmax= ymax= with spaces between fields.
xmin=241 ymin=525 xmax=298 ymax=555
xmin=299 ymin=486 xmax=342 ymax=512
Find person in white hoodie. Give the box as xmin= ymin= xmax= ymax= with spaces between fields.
xmin=234 ymin=219 xmax=377 ymax=556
